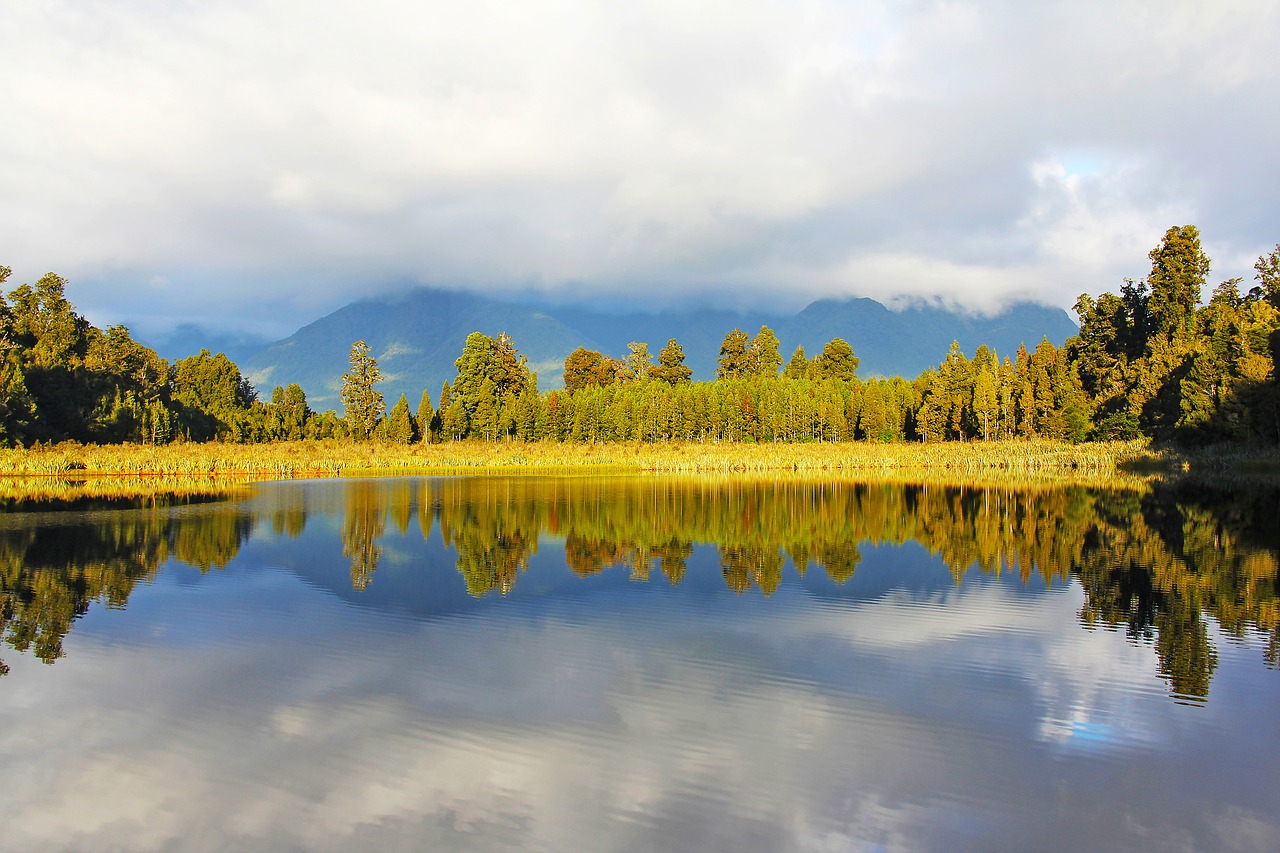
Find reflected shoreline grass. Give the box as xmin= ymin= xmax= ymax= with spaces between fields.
xmin=0 ymin=475 xmax=258 ymax=510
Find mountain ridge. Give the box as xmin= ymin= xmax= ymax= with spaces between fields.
xmin=237 ymin=289 xmax=1079 ymax=409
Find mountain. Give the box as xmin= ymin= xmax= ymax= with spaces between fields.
xmin=141 ymin=323 xmax=273 ymax=368
xmin=242 ymin=289 xmax=1078 ymax=410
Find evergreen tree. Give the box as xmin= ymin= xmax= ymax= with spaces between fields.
xmin=716 ymin=329 xmax=751 ymax=379
xmin=6 ymin=272 xmax=95 ymax=441
xmin=783 ymin=346 xmax=808 ymax=380
xmin=84 ymin=324 xmax=172 ymax=443
xmin=450 ymin=331 xmax=533 ymax=435
xmin=340 ymin=339 xmax=384 ymax=440
xmin=442 ymin=398 xmax=468 ymax=440
xmin=1252 ymin=244 xmax=1280 ymax=307
xmin=268 ymin=383 xmax=310 ymax=441
xmin=472 ymin=378 xmax=500 ymax=440
xmin=385 ymin=393 xmax=415 ymax=443
xmin=490 ymin=331 xmax=531 ymax=397
xmin=747 ymin=325 xmax=783 ymax=378
xmin=652 ymin=338 xmax=692 ymax=385
xmin=416 ymin=389 xmax=435 ymax=443
xmin=623 ymin=342 xmax=654 ymax=382
xmin=809 ymin=338 xmax=859 ymax=382
xmin=1147 ymin=225 xmax=1210 ymax=345
xmin=173 ymin=349 xmax=257 ymax=441
xmin=564 ymin=347 xmax=621 ymax=392
xmin=452 ymin=332 xmax=496 ymax=420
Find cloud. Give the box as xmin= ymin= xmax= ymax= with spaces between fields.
xmin=1 ymin=566 xmax=1264 ymax=852
xmin=1 ymin=0 xmax=1277 ymax=335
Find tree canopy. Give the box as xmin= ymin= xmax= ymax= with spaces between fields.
xmin=2 ymin=224 xmax=1278 ymax=448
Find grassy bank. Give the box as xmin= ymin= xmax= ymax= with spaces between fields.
xmin=0 ymin=438 xmax=1166 ymax=478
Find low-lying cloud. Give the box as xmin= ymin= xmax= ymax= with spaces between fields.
xmin=1 ymin=0 xmax=1276 ymax=338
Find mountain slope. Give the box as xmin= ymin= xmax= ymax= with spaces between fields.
xmin=243 ymin=289 xmax=1079 ymax=410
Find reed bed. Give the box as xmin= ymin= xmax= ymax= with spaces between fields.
xmin=0 ymin=474 xmax=254 ymax=509
xmin=0 ymin=438 xmax=1161 ymax=480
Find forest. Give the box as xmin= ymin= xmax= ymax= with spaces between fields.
xmin=1 ymin=224 xmax=1277 ymax=448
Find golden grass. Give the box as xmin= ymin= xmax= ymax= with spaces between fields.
xmin=0 ymin=437 xmax=1162 ymax=480
xmin=0 ymin=474 xmax=255 ymax=510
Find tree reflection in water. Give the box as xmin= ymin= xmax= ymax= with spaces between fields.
xmin=0 ymin=492 xmax=251 ymax=673
xmin=1 ymin=475 xmax=1277 ymax=704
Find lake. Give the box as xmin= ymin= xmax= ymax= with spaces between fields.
xmin=1 ymin=474 xmax=1277 ymax=852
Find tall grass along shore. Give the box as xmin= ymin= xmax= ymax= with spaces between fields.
xmin=0 ymin=438 xmax=1209 ymax=480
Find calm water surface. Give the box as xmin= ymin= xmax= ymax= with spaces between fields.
xmin=1 ymin=475 xmax=1278 ymax=852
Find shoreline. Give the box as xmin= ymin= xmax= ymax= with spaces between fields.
xmin=0 ymin=438 xmax=1273 ymax=478
xmin=0 ymin=438 xmax=1153 ymax=476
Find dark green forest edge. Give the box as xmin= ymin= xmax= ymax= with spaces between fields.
xmin=1 ymin=225 xmax=1278 ymax=448
xmin=2 ymin=477 xmax=1276 ymax=702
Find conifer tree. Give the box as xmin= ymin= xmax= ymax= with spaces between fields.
xmin=385 ymin=393 xmax=415 ymax=443
xmin=340 ymin=339 xmax=384 ymax=440
xmin=1252 ymin=244 xmax=1280 ymax=307
xmin=416 ymin=389 xmax=434 ymax=443
xmin=716 ymin=329 xmax=751 ymax=379
xmin=652 ymin=338 xmax=692 ymax=385
xmin=1147 ymin=225 xmax=1210 ymax=345
xmin=174 ymin=349 xmax=257 ymax=441
xmin=564 ymin=347 xmax=621 ymax=392
xmin=623 ymin=342 xmax=654 ymax=382
xmin=783 ymin=346 xmax=808 ymax=379
xmin=809 ymin=338 xmax=859 ymax=383
xmin=472 ymin=378 xmax=500 ymax=440
xmin=747 ymin=325 xmax=783 ymax=378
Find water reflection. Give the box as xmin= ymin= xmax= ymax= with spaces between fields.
xmin=1 ymin=475 xmax=1277 ymax=703
xmin=0 ymin=495 xmax=250 ymax=673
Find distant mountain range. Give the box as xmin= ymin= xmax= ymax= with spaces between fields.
xmin=142 ymin=289 xmax=1080 ymax=409
xmin=156 ymin=289 xmax=1080 ymax=410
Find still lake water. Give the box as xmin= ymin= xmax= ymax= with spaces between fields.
xmin=1 ymin=475 xmax=1278 ymax=852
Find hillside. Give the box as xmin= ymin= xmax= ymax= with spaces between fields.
xmin=240 ymin=289 xmax=1078 ymax=409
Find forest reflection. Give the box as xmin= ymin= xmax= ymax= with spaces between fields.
xmin=2 ymin=476 xmax=1277 ymax=703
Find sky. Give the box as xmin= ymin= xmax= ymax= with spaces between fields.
xmin=2 ymin=0 xmax=1278 ymax=342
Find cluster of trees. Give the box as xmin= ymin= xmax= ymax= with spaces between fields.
xmin=0 ymin=266 xmax=341 ymax=445
xmin=361 ymin=226 xmax=1279 ymax=446
xmin=2 ymin=224 xmax=1277 ymax=447
xmin=1072 ymin=225 xmax=1280 ymax=442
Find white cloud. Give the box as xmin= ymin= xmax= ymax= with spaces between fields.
xmin=1 ymin=0 xmax=1276 ymax=334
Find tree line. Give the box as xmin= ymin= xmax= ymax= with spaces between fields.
xmin=2 ymin=224 xmax=1278 ymax=446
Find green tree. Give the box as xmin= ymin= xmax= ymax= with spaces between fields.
xmin=1252 ymin=244 xmax=1280 ymax=307
xmin=623 ymin=342 xmax=654 ymax=382
xmin=783 ymin=346 xmax=808 ymax=379
xmin=172 ymin=349 xmax=257 ymax=441
xmin=472 ymin=378 xmax=501 ymax=440
xmin=416 ymin=389 xmax=435 ymax=443
xmin=385 ymin=393 xmax=416 ymax=443
xmin=652 ymin=338 xmax=692 ymax=385
xmin=268 ymin=383 xmax=310 ymax=441
xmin=340 ymin=339 xmax=384 ymax=440
xmin=1147 ymin=225 xmax=1210 ymax=344
xmin=809 ymin=338 xmax=859 ymax=382
xmin=452 ymin=332 xmax=496 ymax=417
xmin=490 ymin=332 xmax=532 ymax=397
xmin=716 ymin=329 xmax=751 ymax=379
xmin=84 ymin=324 xmax=172 ymax=443
xmin=7 ymin=272 xmax=94 ymax=441
xmin=747 ymin=325 xmax=783 ymax=378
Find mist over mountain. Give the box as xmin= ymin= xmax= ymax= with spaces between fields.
xmin=238 ymin=289 xmax=1078 ymax=410
xmin=143 ymin=324 xmax=274 ymax=368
